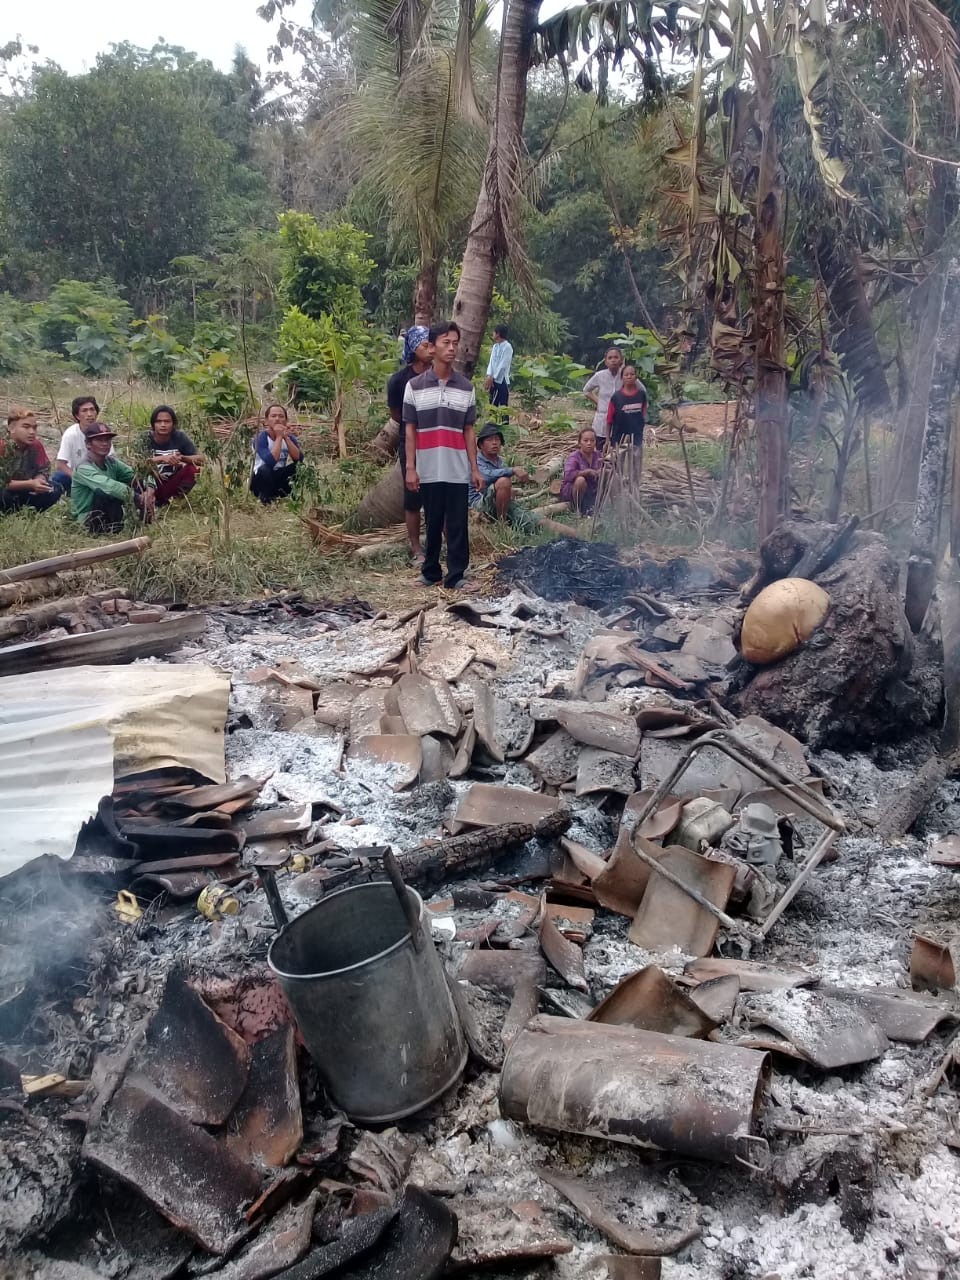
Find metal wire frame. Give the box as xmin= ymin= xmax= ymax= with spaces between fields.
xmin=627 ymin=728 xmax=846 ymax=938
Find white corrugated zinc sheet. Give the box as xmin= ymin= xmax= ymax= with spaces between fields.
xmin=0 ymin=664 xmax=230 ymax=876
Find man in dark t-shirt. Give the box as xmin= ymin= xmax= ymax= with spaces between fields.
xmin=387 ymin=325 xmax=434 ymax=562
xmin=606 ymin=364 xmax=649 ymax=446
xmin=142 ymin=404 xmax=200 ymax=507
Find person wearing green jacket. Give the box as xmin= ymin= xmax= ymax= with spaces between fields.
xmin=72 ymin=422 xmax=155 ymax=534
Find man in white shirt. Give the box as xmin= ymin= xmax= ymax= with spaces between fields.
xmin=56 ymin=395 xmax=115 ymax=478
xmin=484 ymin=325 xmax=514 ymax=408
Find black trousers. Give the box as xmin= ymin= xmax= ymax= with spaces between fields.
xmin=489 ymin=381 xmax=509 ymax=407
xmin=251 ymin=461 xmax=299 ymax=504
xmin=0 ymin=488 xmax=62 ymax=514
xmin=85 ymin=493 xmax=126 ymax=535
xmin=420 ymin=483 xmax=469 ymax=587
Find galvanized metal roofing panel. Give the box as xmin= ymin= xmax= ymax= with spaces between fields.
xmin=0 ymin=664 xmax=231 ymax=876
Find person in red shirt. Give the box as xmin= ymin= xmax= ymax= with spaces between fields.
xmin=0 ymin=408 xmax=70 ymax=514
xmin=606 ymin=364 xmax=648 ymax=447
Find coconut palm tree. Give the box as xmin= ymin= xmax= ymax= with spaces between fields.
xmin=451 ymin=0 xmax=674 ymax=373
xmin=342 ymin=0 xmax=489 ymax=326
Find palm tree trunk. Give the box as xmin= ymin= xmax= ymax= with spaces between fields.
xmin=904 ymin=265 xmax=960 ymax=631
xmin=413 ymin=258 xmax=440 ymax=328
xmin=351 ymin=463 xmax=405 ymax=530
xmin=887 ymin=163 xmax=955 ymax=509
xmin=753 ymin=71 xmax=789 ymax=543
xmin=452 ymin=0 xmax=540 ymax=375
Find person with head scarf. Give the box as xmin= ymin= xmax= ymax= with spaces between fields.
xmin=387 ymin=324 xmax=434 ymax=562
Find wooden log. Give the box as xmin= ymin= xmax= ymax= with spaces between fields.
xmin=0 ymin=612 xmax=206 ymax=677
xmin=531 ymin=502 xmax=571 ymax=517
xmin=367 ymin=418 xmax=401 ymax=463
xmin=874 ymin=753 xmax=955 ymax=839
xmin=317 ymin=811 xmax=573 ymax=896
xmin=395 ymin=810 xmax=572 ymax=886
xmin=0 ymin=577 xmax=61 ymax=610
xmin=0 ymin=537 xmax=151 ymax=585
xmin=0 ymin=1111 xmax=82 ymax=1252
xmin=0 ymin=589 xmax=130 ymax=642
xmin=537 ymin=518 xmax=583 ymax=540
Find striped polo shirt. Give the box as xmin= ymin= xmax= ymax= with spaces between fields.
xmin=403 ymin=368 xmax=477 ymax=485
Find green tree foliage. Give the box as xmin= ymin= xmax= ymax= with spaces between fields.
xmin=0 ymin=50 xmax=253 ymax=301
xmin=279 ymin=213 xmax=375 ymax=326
xmin=36 ymin=278 xmax=133 ymax=373
xmin=175 ymin=351 xmax=250 ymax=419
xmin=0 ymin=294 xmax=39 ymax=374
xmin=525 ymin=86 xmax=673 ymax=364
xmin=129 ymin=316 xmax=188 ymax=385
xmin=277 ymin=307 xmax=337 ymax=407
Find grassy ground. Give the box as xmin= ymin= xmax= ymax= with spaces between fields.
xmin=0 ymin=368 xmax=595 ymax=607
xmin=0 ymin=363 xmax=829 ymax=610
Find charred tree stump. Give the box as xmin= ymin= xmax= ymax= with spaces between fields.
xmin=731 ymin=533 xmax=942 ymax=749
xmin=905 ymin=267 xmax=960 ymax=633
xmin=941 ymin=578 xmax=960 ymax=753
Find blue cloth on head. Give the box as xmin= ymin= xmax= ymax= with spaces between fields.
xmin=403 ymin=326 xmax=431 ymax=364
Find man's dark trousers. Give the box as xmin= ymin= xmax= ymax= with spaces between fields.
xmin=421 ymin=482 xmax=469 ymax=587
xmin=489 ymin=382 xmax=509 ymax=407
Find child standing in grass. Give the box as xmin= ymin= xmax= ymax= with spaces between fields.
xmin=0 ymin=408 xmax=70 ymax=514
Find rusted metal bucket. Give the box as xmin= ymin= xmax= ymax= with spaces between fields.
xmin=500 ymin=1014 xmax=770 ymax=1168
xmin=268 ymin=881 xmax=467 ymax=1123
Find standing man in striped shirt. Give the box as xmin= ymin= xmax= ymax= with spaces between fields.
xmin=403 ymin=321 xmax=484 ymax=590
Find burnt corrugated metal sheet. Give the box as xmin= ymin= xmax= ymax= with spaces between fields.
xmin=0 ymin=664 xmax=230 ymax=876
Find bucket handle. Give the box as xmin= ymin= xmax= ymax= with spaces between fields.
xmin=383 ymin=848 xmax=425 ymax=953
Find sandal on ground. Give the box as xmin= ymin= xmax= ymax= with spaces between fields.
xmin=446 ymin=577 xmax=481 ymax=593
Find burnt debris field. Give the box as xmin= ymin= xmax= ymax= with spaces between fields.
xmin=1 ymin=524 xmax=959 ymax=1280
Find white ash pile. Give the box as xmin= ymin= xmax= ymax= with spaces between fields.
xmin=0 ymin=568 xmax=958 ymax=1280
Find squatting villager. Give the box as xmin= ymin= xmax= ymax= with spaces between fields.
xmin=251 ymin=404 xmax=302 ymax=504
xmin=72 ymin=421 xmax=154 ymax=534
xmin=484 ymin=324 xmax=513 ymax=408
xmin=561 ymin=427 xmax=604 ymax=515
xmin=143 ymin=405 xmax=200 ymax=507
xmin=469 ymin=423 xmax=537 ymax=533
xmin=0 ymin=407 xmax=70 ymax=514
xmin=403 ymin=321 xmax=484 ymax=590
xmin=583 ymin=347 xmax=623 ymax=445
xmin=56 ymin=394 xmax=115 ymax=480
xmin=387 ymin=325 xmax=434 ymax=563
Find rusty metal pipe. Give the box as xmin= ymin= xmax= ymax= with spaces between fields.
xmin=500 ymin=1015 xmax=771 ymax=1168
